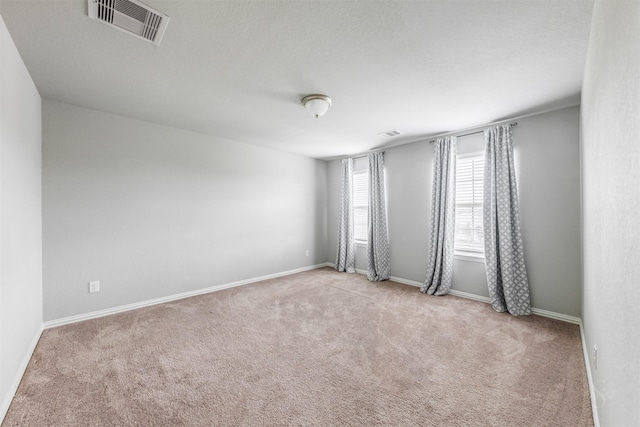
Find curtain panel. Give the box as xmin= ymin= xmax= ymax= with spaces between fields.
xmin=483 ymin=125 xmax=532 ymax=315
xmin=336 ymin=158 xmax=355 ymax=273
xmin=367 ymin=152 xmax=391 ymax=281
xmin=422 ymin=137 xmax=457 ymax=295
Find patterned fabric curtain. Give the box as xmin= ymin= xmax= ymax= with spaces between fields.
xmin=367 ymin=152 xmax=390 ymax=281
xmin=422 ymin=137 xmax=457 ymax=295
xmin=336 ymin=158 xmax=355 ymax=273
xmin=483 ymin=125 xmax=531 ymax=315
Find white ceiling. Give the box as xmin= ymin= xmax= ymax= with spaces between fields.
xmin=0 ymin=0 xmax=593 ymax=159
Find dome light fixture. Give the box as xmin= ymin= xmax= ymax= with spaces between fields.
xmin=302 ymin=94 xmax=332 ymax=118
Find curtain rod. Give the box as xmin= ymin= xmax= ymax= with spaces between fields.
xmin=428 ymin=122 xmax=518 ymax=144
xmin=346 ymin=150 xmax=385 ymax=160
xmin=341 ymin=119 xmax=518 ymax=159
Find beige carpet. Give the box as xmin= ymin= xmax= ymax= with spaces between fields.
xmin=4 ymin=268 xmax=593 ymax=426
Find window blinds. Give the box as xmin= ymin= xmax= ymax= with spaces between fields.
xmin=455 ymin=155 xmax=485 ymax=253
xmin=353 ymin=171 xmax=369 ymax=242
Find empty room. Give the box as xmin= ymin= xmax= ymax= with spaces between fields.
xmin=0 ymin=0 xmax=638 ymax=425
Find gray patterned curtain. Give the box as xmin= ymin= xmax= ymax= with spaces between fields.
xmin=483 ymin=125 xmax=531 ymax=315
xmin=336 ymin=158 xmax=355 ymax=273
xmin=422 ymin=137 xmax=457 ymax=295
xmin=367 ymin=152 xmax=390 ymax=281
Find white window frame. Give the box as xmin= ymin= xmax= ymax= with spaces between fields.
xmin=454 ymin=152 xmax=485 ymax=262
xmin=353 ymin=170 xmax=369 ymax=245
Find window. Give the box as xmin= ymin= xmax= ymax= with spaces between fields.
xmin=455 ymin=153 xmax=484 ymax=257
xmin=353 ymin=171 xmax=369 ymax=243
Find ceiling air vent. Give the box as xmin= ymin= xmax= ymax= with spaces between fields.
xmin=378 ymin=129 xmax=402 ymax=138
xmin=88 ymin=0 xmax=169 ymax=46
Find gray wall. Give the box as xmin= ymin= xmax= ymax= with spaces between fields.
xmin=0 ymin=15 xmax=43 ymax=417
xmin=385 ymin=140 xmax=432 ymax=280
xmin=581 ymin=0 xmax=640 ymax=424
xmin=327 ymin=159 xmax=340 ymax=268
xmin=327 ymin=105 xmax=582 ymax=317
xmin=42 ymin=100 xmax=327 ymax=321
xmin=515 ymin=107 xmax=582 ymax=316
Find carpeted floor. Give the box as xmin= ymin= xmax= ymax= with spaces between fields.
xmin=4 ymin=268 xmax=593 ymax=426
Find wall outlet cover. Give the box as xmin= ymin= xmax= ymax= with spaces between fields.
xmin=89 ymin=281 xmax=100 ymax=293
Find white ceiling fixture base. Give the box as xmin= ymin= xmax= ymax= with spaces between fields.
xmin=87 ymin=0 xmax=169 ymax=46
xmin=302 ymin=95 xmax=332 ymax=119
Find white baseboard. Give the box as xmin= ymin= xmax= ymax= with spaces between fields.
xmin=389 ymin=275 xmax=421 ymax=288
xmin=449 ymin=288 xmax=491 ymax=304
xmin=341 ymin=268 xmax=582 ymax=325
xmin=44 ymin=263 xmax=330 ymax=329
xmin=580 ymin=321 xmax=600 ymax=427
xmin=0 ymin=325 xmax=43 ymax=423
xmin=530 ymin=307 xmax=580 ymax=324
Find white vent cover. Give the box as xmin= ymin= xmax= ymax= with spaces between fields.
xmin=378 ymin=129 xmax=402 ymax=138
xmin=88 ymin=0 xmax=169 ymax=46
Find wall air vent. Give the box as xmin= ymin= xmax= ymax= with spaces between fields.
xmin=88 ymin=0 xmax=169 ymax=46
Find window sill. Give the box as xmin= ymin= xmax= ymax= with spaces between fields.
xmin=454 ymin=252 xmax=485 ymax=263
xmin=355 ymin=240 xmax=368 ymax=247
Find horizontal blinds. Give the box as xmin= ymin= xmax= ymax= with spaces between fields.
xmin=455 ymin=155 xmax=484 ymax=253
xmin=353 ymin=171 xmax=368 ymax=242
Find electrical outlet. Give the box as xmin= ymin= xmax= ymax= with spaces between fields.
xmin=89 ymin=281 xmax=100 ymax=293
xmin=593 ymin=345 xmax=598 ymax=370
xmin=305 ymin=250 xmax=310 ymax=257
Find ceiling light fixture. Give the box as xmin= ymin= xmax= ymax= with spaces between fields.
xmin=302 ymin=94 xmax=332 ymax=118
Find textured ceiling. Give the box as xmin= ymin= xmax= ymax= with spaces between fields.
xmin=0 ymin=0 xmax=593 ymax=159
